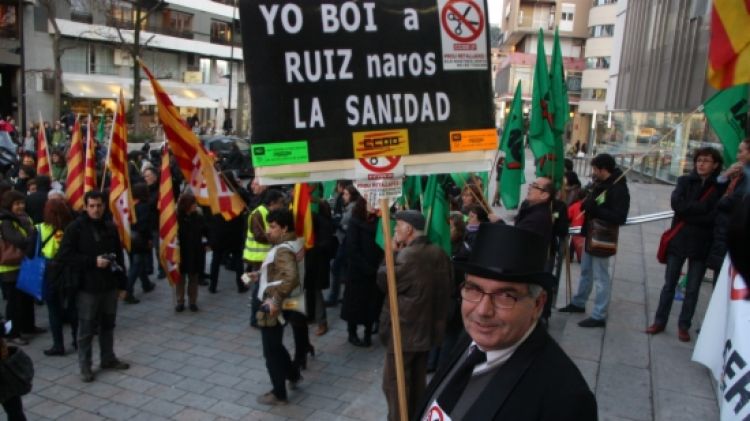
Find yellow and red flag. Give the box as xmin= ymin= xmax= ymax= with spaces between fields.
xmin=293 ymin=183 xmax=315 ymax=249
xmin=36 ymin=113 xmax=51 ymax=176
xmin=158 ymin=145 xmax=181 ymax=286
xmin=83 ymin=115 xmax=97 ymax=192
xmin=140 ymin=61 xmax=245 ymax=220
xmin=108 ymin=90 xmax=136 ymax=252
xmin=708 ymin=0 xmax=750 ymax=88
xmin=64 ymin=116 xmax=84 ymax=211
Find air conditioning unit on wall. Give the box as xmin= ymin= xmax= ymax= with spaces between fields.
xmin=114 ymin=49 xmax=134 ymax=67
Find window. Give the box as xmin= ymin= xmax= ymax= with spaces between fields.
xmin=593 ymin=0 xmax=617 ymax=6
xmin=216 ymin=60 xmax=228 ymax=79
xmin=560 ymin=3 xmax=575 ymax=32
xmin=582 ymin=88 xmax=607 ymax=101
xmin=211 ymin=20 xmax=233 ymax=45
xmin=585 ymin=57 xmax=611 ymax=69
xmin=589 ymin=24 xmax=614 ymax=37
xmin=162 ymin=9 xmax=193 ymax=38
xmin=110 ymin=1 xmax=134 ymax=28
xmin=0 ymin=5 xmax=18 ymax=38
xmin=567 ymin=73 xmax=582 ymax=93
xmin=200 ymin=58 xmax=211 ymax=84
xmin=70 ymin=0 xmax=92 ymax=23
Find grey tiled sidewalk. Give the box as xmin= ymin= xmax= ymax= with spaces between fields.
xmin=17 ymin=176 xmax=717 ymax=420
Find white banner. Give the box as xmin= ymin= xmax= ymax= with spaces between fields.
xmin=693 ymin=256 xmax=750 ymax=420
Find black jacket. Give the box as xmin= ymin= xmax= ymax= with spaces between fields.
xmin=414 ymin=325 xmax=597 ymax=421
xmin=178 ymin=211 xmax=207 ymax=275
xmin=708 ymin=171 xmax=747 ymax=270
xmin=341 ymin=215 xmax=383 ymax=325
xmin=131 ymin=201 xmax=154 ymax=254
xmin=668 ymin=171 xmax=723 ymax=259
xmin=581 ymin=168 xmax=630 ymax=236
xmin=25 ymin=189 xmax=49 ymax=224
xmin=515 ymin=201 xmax=553 ymax=248
xmin=57 ymin=214 xmax=126 ymax=293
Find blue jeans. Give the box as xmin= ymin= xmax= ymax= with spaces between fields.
xmin=654 ymin=254 xmax=707 ymax=330
xmin=126 ymin=253 xmax=151 ymax=296
xmin=571 ymin=249 xmax=612 ymax=321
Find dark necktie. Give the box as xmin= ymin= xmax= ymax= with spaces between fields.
xmin=436 ymin=345 xmax=487 ymax=415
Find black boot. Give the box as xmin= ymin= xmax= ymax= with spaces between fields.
xmin=347 ymin=323 xmax=364 ymax=346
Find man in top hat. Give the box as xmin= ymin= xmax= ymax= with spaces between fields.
xmin=414 ymin=223 xmax=596 ymax=421
xmin=377 ymin=210 xmax=453 ymax=421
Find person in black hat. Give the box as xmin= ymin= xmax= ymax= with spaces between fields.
xmin=414 ymin=223 xmax=596 ymax=421
xmin=377 ymin=210 xmax=452 ymax=421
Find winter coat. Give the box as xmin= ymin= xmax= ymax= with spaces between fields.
xmin=0 ymin=210 xmax=34 ymax=273
xmin=260 ymin=232 xmax=300 ymax=307
xmin=130 ymin=202 xmax=154 ymax=254
xmin=515 ymin=200 xmax=553 ymax=249
xmin=708 ymin=170 xmax=747 ymax=270
xmin=581 ymin=168 xmax=630 ymax=236
xmin=377 ymin=236 xmax=453 ymax=353
xmin=178 ymin=211 xmax=207 ymax=275
xmin=667 ymin=171 xmax=723 ymax=259
xmin=207 ymin=212 xmax=244 ymax=252
xmin=341 ymin=215 xmax=383 ymax=325
xmin=304 ymin=211 xmax=337 ymax=291
xmin=56 ymin=214 xmax=126 ymax=293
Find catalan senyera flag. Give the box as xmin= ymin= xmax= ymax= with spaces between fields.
xmin=293 ymin=183 xmax=315 ymax=249
xmin=65 ymin=116 xmax=84 ymax=211
xmin=36 ymin=113 xmax=51 ymax=176
xmin=708 ymin=0 xmax=750 ymax=89
xmin=108 ymin=90 xmax=136 ymax=252
xmin=83 ymin=115 xmax=97 ymax=192
xmin=158 ymin=145 xmax=181 ymax=286
xmin=140 ymin=60 xmax=245 ymax=220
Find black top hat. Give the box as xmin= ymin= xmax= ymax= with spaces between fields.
xmin=455 ymin=223 xmax=553 ymax=288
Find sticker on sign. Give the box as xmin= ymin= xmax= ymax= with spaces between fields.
xmin=355 ymin=156 xmax=405 ymax=180
xmin=438 ymin=0 xmax=489 ymax=71
xmin=354 ymin=178 xmax=403 ymax=209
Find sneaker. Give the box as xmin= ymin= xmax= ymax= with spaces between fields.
xmin=175 ymin=303 xmax=185 ymax=312
xmin=101 ymin=359 xmax=130 ymax=370
xmin=81 ymin=367 xmax=94 ymax=383
xmin=256 ymin=392 xmax=288 ymax=406
xmin=578 ymin=317 xmax=606 ymax=328
xmin=559 ymin=304 xmax=586 ymax=313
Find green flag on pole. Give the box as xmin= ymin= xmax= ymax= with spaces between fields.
xmin=500 ymin=81 xmax=526 ymax=209
xmin=529 ymin=29 xmax=556 ymax=180
xmin=321 ymin=180 xmax=337 ymax=201
xmin=549 ymin=28 xmax=569 ymax=188
xmin=704 ymin=84 xmax=749 ymax=166
xmin=422 ymin=175 xmax=451 ymax=255
xmin=401 ymin=176 xmax=423 ymax=209
xmin=95 ymin=114 xmax=106 ymax=144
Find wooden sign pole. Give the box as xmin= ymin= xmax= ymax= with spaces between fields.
xmin=379 ymin=198 xmax=409 ymax=421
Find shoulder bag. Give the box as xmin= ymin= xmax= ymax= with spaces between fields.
xmin=585 ymin=218 xmax=620 ymax=257
xmin=17 ymin=231 xmax=54 ymax=300
xmin=0 ymin=223 xmax=24 ymax=266
xmin=657 ymin=185 xmax=716 ymax=264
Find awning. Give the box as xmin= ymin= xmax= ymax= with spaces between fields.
xmin=141 ymin=96 xmax=218 ymax=108
xmin=63 ymin=78 xmax=130 ymax=99
xmin=141 ymin=82 xmax=219 ymax=108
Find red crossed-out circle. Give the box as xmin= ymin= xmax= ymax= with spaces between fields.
xmin=441 ymin=0 xmax=485 ymax=43
xmin=358 ymin=156 xmax=401 ymax=173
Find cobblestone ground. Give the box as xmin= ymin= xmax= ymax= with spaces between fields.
xmin=16 ymin=176 xmax=718 ymax=421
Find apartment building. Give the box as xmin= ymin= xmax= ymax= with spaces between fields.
xmin=495 ymin=0 xmax=590 ymax=144
xmin=579 ymin=0 xmax=617 ymax=116
xmin=15 ymin=0 xmax=247 ymax=136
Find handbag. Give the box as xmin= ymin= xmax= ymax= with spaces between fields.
xmin=17 ymin=231 xmax=54 ymax=301
xmin=657 ymin=186 xmax=716 ymax=264
xmin=585 ymin=218 xmax=619 ymax=257
xmin=0 ymin=232 xmax=24 ymax=266
xmin=281 ymin=283 xmax=307 ymax=315
xmin=0 ymin=345 xmax=34 ymax=402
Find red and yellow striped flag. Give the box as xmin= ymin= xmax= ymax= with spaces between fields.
xmin=293 ymin=183 xmax=315 ymax=249
xmin=84 ymin=115 xmax=97 ymax=192
xmin=36 ymin=113 xmax=51 ymax=176
xmin=140 ymin=60 xmax=245 ymax=220
xmin=108 ymin=90 xmax=136 ymax=252
xmin=708 ymin=0 xmax=750 ymax=88
xmin=65 ymin=116 xmax=84 ymax=211
xmin=158 ymin=145 xmax=181 ymax=286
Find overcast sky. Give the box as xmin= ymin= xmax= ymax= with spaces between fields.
xmin=489 ymin=0 xmax=503 ymax=25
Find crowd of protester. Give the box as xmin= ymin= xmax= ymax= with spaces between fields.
xmin=1 ymin=110 xmax=749 ymax=420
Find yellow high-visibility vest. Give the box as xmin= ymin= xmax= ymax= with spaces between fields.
xmin=243 ymin=205 xmax=270 ymax=262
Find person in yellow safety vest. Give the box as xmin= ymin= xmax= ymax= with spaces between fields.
xmin=244 ymin=189 xmax=286 ymax=327
xmin=37 ymin=198 xmax=76 ymax=356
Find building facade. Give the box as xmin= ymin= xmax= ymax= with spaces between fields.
xmin=10 ymin=0 xmax=248 ymax=137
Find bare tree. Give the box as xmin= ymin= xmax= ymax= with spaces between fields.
xmin=37 ymin=0 xmax=71 ymax=121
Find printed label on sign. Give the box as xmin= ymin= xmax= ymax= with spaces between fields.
xmin=354 ymin=178 xmax=403 ymax=209
xmin=422 ymin=400 xmax=452 ymax=421
xmin=251 ymin=141 xmax=309 ymax=167
xmin=437 ymin=0 xmax=489 ymax=71
xmin=449 ymin=128 xmax=498 ymax=152
xmin=353 ymin=130 xmax=410 ymax=159
xmin=355 ymin=156 xmax=405 ymax=180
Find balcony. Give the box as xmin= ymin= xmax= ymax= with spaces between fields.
xmin=70 ymin=11 xmax=93 ymax=24
xmin=105 ymin=17 xmax=193 ymax=40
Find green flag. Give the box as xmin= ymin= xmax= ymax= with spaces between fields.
xmin=704 ymin=84 xmax=749 ymax=166
xmin=529 ymin=29 xmax=556 ymax=179
xmin=422 ymin=175 xmax=451 ymax=255
xmin=375 ymin=215 xmax=395 ymax=250
xmin=500 ymin=81 xmax=526 ymax=209
xmin=549 ymin=28 xmax=568 ymax=188
xmin=400 ymin=176 xmax=423 ymax=209
xmin=95 ymin=114 xmax=106 ymax=143
xmin=322 ymin=181 xmax=337 ymax=201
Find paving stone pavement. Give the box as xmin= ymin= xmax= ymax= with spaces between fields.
xmin=15 ymin=175 xmax=719 ymax=420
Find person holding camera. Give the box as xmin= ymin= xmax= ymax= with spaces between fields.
xmin=57 ymin=191 xmax=130 ymax=383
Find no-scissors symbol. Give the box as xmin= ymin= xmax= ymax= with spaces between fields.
xmin=441 ymin=0 xmax=485 ymax=43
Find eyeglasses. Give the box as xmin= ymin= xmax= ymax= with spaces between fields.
xmin=460 ymin=282 xmax=529 ymax=309
xmin=529 ymin=183 xmax=549 ymax=193
xmin=696 ymin=158 xmax=715 ymax=164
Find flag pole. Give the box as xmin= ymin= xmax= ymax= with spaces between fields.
xmin=100 ymin=94 xmax=118 ymax=192
xmin=379 ymin=197 xmax=409 ymax=421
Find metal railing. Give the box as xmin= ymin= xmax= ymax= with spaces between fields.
xmin=571 ymin=151 xmax=675 ymax=184
xmin=568 ymin=210 xmax=674 ymax=234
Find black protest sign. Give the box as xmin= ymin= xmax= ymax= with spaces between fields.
xmin=239 ymin=0 xmax=494 ymax=167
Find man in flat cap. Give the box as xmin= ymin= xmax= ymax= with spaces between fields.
xmin=415 ymin=223 xmax=597 ymax=421
xmin=377 ymin=210 xmax=453 ymax=421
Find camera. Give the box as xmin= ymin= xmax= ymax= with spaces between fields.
xmin=101 ymin=253 xmax=124 ymax=273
